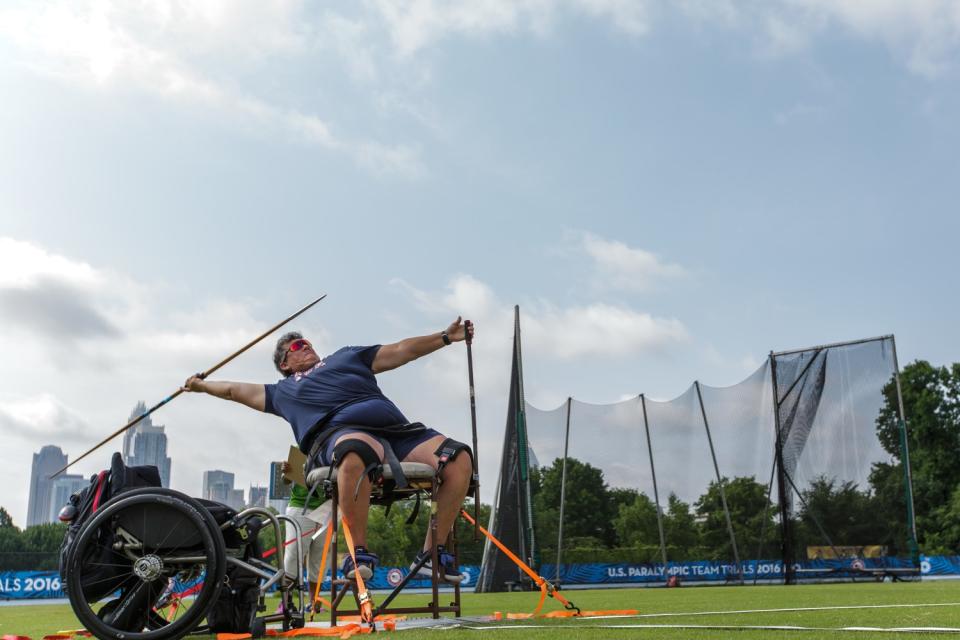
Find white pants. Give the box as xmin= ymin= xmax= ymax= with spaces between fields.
xmin=283 ymin=504 xmax=330 ymax=583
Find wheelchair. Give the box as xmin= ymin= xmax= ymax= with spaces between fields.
xmin=63 ymin=487 xmax=305 ymax=640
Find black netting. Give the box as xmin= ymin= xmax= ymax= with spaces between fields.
xmin=476 ymin=327 xmax=531 ymax=592
xmin=697 ymin=363 xmax=778 ymax=582
xmin=481 ymin=330 xmax=917 ymax=588
xmin=773 ymin=338 xmax=916 ymax=579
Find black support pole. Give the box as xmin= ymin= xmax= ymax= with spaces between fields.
xmin=769 ymin=352 xmax=795 ymax=585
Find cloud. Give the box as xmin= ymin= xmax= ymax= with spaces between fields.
xmin=523 ymin=302 xmax=689 ymax=358
xmin=694 ymin=0 xmax=960 ymax=77
xmin=0 ymin=1 xmax=424 ymax=177
xmin=0 ymin=279 xmax=120 ymax=339
xmin=578 ymin=232 xmax=687 ymax=292
xmin=393 ymin=273 xmax=689 ymax=363
xmin=0 ymin=395 xmax=94 ymax=445
xmin=370 ymin=0 xmax=651 ymax=56
xmin=0 ymin=237 xmax=103 ymax=289
xmin=0 ymin=238 xmax=121 ymax=341
xmin=787 ymin=0 xmax=960 ymax=77
xmin=365 ymin=1 xmax=960 ymax=76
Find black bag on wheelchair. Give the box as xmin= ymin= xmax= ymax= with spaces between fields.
xmin=58 ymin=452 xmax=162 ymax=600
xmin=201 ymin=501 xmax=264 ymax=633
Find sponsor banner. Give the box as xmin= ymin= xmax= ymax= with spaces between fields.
xmin=312 ymin=565 xmax=478 ymax=590
xmin=0 ymin=571 xmax=65 ymax=600
xmin=542 ymin=557 xmax=923 ymax=585
xmin=921 ymin=555 xmax=960 ymax=576
xmin=12 ymin=558 xmax=959 ymax=599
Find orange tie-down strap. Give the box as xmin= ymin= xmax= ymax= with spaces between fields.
xmin=309 ymin=523 xmax=335 ymax=619
xmin=459 ymin=510 xmax=580 ymax=617
xmin=216 ymin=624 xmax=379 ymax=640
xmin=459 ymin=511 xmax=636 ymax=620
xmin=340 ymin=519 xmax=375 ymax=626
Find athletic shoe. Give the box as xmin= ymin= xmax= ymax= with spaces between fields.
xmin=410 ymin=545 xmax=463 ymax=583
xmin=341 ymin=547 xmax=377 ymax=581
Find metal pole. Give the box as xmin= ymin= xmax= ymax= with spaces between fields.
xmin=890 ymin=336 xmax=920 ymax=563
xmin=513 ymin=306 xmax=537 ymax=570
xmin=641 ymin=394 xmax=669 ymax=577
xmin=464 ymin=320 xmax=481 ymax=540
xmin=695 ymin=381 xmax=743 ymax=584
xmin=555 ymin=397 xmax=572 ymax=585
xmin=769 ymin=352 xmax=795 ymax=585
xmin=771 ymin=335 xmax=893 ymax=358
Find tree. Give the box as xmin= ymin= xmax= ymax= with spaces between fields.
xmin=0 ymin=506 xmax=14 ymax=529
xmin=613 ymin=492 xmax=660 ymax=548
xmin=695 ymin=476 xmax=777 ymax=561
xmin=532 ymin=457 xmax=618 ymax=548
xmin=662 ymin=493 xmax=700 ymax=560
xmin=872 ymin=360 xmax=960 ymax=553
xmin=795 ymin=476 xmax=881 ymax=551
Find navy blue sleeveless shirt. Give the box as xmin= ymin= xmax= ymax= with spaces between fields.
xmin=263 ymin=345 xmax=408 ymax=449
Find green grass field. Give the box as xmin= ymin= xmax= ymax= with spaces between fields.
xmin=3 ymin=581 xmax=960 ymax=639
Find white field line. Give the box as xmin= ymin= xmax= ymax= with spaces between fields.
xmin=452 ymin=623 xmax=960 ymax=633
xmin=577 ymin=602 xmax=960 ymax=620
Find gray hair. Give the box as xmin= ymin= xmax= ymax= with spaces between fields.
xmin=273 ymin=331 xmax=303 ymax=377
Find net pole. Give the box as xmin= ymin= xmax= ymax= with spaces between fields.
xmin=769 ymin=352 xmax=795 ymax=585
xmin=695 ymin=381 xmax=744 ymax=584
xmin=890 ymin=336 xmax=920 ymax=564
xmin=641 ymin=394 xmax=669 ymax=578
xmin=555 ymin=396 xmax=572 ymax=585
xmin=514 ymin=306 xmax=537 ymax=572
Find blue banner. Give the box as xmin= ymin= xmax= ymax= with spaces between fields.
xmin=0 ymin=571 xmax=65 ymax=600
xmin=8 ymin=558 xmax=956 ymax=600
xmin=318 ymin=565 xmax=479 ymax=590
xmin=542 ymin=556 xmax=924 ymax=585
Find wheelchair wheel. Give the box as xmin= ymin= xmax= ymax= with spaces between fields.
xmin=66 ymin=488 xmax=226 ymax=640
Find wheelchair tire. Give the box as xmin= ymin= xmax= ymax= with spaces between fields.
xmin=66 ymin=488 xmax=227 ymax=640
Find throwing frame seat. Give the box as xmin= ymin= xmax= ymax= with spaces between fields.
xmin=305 ymin=461 xmax=464 ymax=624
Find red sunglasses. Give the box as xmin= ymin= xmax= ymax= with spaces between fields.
xmin=281 ymin=338 xmax=312 ymax=364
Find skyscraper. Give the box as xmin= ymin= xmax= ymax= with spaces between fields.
xmin=27 ymin=445 xmax=67 ymax=527
xmin=122 ymin=401 xmax=172 ymax=487
xmin=203 ymin=469 xmax=244 ymax=510
xmin=248 ymin=486 xmax=267 ymax=508
xmin=48 ymin=474 xmax=87 ymax=522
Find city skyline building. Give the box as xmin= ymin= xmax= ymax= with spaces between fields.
xmin=248 ymin=485 xmax=267 ymax=508
xmin=203 ymin=469 xmax=244 ymax=510
xmin=268 ymin=461 xmax=290 ymax=513
xmin=48 ymin=474 xmax=86 ymax=522
xmin=27 ymin=445 xmax=67 ymax=527
xmin=122 ymin=401 xmax=172 ymax=487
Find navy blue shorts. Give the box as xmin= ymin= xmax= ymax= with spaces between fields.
xmin=316 ymin=426 xmax=442 ymax=466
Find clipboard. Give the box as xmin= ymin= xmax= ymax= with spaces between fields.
xmin=284 ymin=445 xmax=307 ymax=487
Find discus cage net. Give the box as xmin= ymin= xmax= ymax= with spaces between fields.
xmin=477 ymin=308 xmax=918 ymax=591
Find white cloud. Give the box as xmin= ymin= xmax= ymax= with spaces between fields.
xmin=579 ymin=232 xmax=686 ymax=292
xmin=785 ymin=0 xmax=960 ymax=77
xmin=523 ymin=302 xmax=689 ymax=358
xmin=0 ymin=395 xmax=94 ymax=445
xmin=369 ymin=0 xmax=652 ymax=56
xmin=0 ymin=1 xmax=423 ymax=177
xmin=392 ymin=273 xmax=689 ymax=366
xmin=0 ymin=237 xmax=102 ymax=290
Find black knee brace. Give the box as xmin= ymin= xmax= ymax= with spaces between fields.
xmin=332 ymin=439 xmax=381 ymax=473
xmin=333 ymin=438 xmax=383 ymax=500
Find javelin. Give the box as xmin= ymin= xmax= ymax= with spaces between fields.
xmin=54 ymin=295 xmax=327 ymax=477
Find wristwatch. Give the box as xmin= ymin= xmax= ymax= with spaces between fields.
xmin=441 ymin=331 xmax=451 ymax=345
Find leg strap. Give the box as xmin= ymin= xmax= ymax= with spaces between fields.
xmin=433 ymin=438 xmax=472 ymax=478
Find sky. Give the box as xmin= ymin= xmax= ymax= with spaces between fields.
xmin=1 ymin=0 xmax=959 ymax=528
